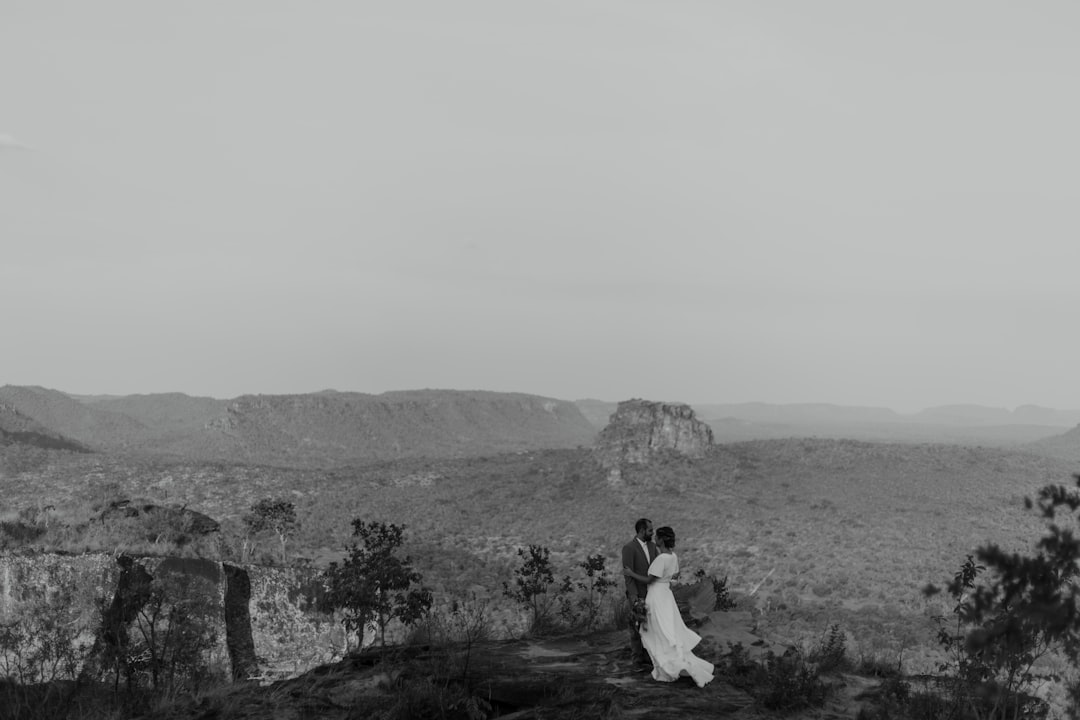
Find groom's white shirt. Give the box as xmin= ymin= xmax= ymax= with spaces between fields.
xmin=637 ymin=538 xmax=651 ymax=564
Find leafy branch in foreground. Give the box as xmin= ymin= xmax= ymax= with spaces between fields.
xmin=924 ymin=474 xmax=1080 ymax=719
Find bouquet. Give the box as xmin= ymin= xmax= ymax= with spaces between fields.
xmin=631 ymin=597 xmax=648 ymax=631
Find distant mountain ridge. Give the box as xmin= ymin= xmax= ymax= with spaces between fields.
xmin=5 ymin=385 xmax=1080 ymax=465
xmin=912 ymin=404 xmax=1080 ymax=427
xmin=208 ymin=390 xmax=597 ymax=464
xmin=0 ymin=385 xmax=597 ymax=466
xmin=695 ymin=402 xmax=1080 ymax=427
xmin=694 ymin=402 xmax=902 ymax=425
xmin=573 ymin=399 xmax=620 ymax=429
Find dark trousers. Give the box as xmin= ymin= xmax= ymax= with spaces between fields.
xmin=628 ymin=601 xmax=648 ymax=663
xmin=628 ymin=623 xmax=646 ymax=662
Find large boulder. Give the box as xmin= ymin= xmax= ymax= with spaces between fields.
xmin=673 ymin=577 xmax=718 ymax=627
xmin=98 ymin=499 xmax=222 ymax=540
xmin=593 ymin=399 xmax=714 ymax=483
xmin=0 ymin=553 xmax=343 ymax=685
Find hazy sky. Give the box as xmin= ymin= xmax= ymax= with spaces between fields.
xmin=3 ymin=1 xmax=1079 ymax=412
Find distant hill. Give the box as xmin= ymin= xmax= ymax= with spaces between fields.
xmin=0 ymin=386 xmax=597 ymax=466
xmin=0 ymin=398 xmax=90 ymax=477
xmin=0 ymin=385 xmax=149 ymax=448
xmin=1025 ymin=425 xmax=1080 ymax=462
xmin=76 ymin=392 xmax=228 ymax=426
xmin=201 ymin=389 xmax=598 ymax=465
xmin=1010 ymin=405 xmax=1080 ymax=426
xmin=76 ymin=392 xmax=230 ymax=447
xmin=912 ymin=404 xmax=1015 ymax=425
xmin=912 ymin=404 xmax=1080 ymax=426
xmin=573 ymin=398 xmax=618 ymax=430
xmin=0 ymin=399 xmax=89 ymax=453
xmin=0 ymin=397 xmax=54 ymax=436
xmin=694 ymin=402 xmax=902 ymax=425
xmin=7 ymin=385 xmax=1080 ymax=464
xmin=691 ymin=401 xmax=1080 ymax=448
xmin=694 ymin=401 xmax=1080 ymax=428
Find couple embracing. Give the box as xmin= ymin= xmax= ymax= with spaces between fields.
xmin=621 ymin=518 xmax=714 ymax=688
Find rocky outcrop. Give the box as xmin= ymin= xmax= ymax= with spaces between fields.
xmin=593 ymin=399 xmax=714 ymax=483
xmin=126 ymin=608 xmax=808 ymax=720
xmin=98 ymin=500 xmax=222 ymax=537
xmin=80 ymin=555 xmax=158 ymax=685
xmin=223 ymin=563 xmax=258 ymax=681
xmin=0 ymin=554 xmax=344 ymax=684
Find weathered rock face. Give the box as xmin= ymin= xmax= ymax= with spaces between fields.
xmin=0 ymin=553 xmax=344 ymax=684
xmin=0 ymin=550 xmax=534 ymax=687
xmin=223 ymin=563 xmax=258 ymax=681
xmin=593 ymin=399 xmax=714 ymax=483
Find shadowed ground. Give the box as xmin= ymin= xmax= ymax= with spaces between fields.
xmin=132 ymin=610 xmax=885 ymax=720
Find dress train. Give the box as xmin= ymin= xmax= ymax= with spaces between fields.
xmin=639 ymin=553 xmax=713 ymax=688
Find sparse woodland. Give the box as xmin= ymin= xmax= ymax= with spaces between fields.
xmin=3 ymin=437 xmax=1080 ymax=718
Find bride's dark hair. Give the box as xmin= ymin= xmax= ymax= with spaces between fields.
xmin=655 ymin=526 xmax=675 ymax=547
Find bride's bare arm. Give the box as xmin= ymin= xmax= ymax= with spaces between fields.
xmin=622 ymin=566 xmax=658 ymax=583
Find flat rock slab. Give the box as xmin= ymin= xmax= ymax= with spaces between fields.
xmin=135 ymin=612 xmax=866 ymax=720
xmin=450 ymin=627 xmax=759 ymax=719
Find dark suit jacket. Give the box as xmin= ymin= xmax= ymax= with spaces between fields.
xmin=622 ymin=537 xmax=658 ymax=601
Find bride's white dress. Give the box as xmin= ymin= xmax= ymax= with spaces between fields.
xmin=640 ymin=552 xmax=714 ymax=687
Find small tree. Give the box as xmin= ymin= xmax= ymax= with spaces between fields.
xmin=243 ymin=498 xmax=298 ymax=564
xmin=0 ymin=582 xmax=93 ymax=716
xmin=503 ymin=545 xmax=564 ymax=633
xmin=419 ymin=596 xmax=492 ymax=682
xmin=557 ymin=554 xmax=618 ymax=631
xmin=924 ymin=475 xmax=1080 ymax=719
xmin=931 ymin=554 xmax=990 ymax=716
xmin=579 ymin=553 xmax=618 ymax=629
xmin=324 ymin=520 xmax=433 ymax=648
xmin=129 ymin=573 xmax=219 ymax=692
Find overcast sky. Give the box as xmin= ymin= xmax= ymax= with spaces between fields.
xmin=2 ymin=1 xmax=1079 ymax=412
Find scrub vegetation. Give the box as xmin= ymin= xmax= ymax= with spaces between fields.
xmin=3 ymin=438 xmax=1080 ymax=717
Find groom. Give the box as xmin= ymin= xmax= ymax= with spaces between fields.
xmin=621 ymin=518 xmax=656 ymax=668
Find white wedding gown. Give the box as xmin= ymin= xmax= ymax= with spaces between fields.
xmin=639 ymin=552 xmax=714 ymax=687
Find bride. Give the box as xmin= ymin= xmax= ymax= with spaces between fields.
xmin=623 ymin=526 xmax=714 ymax=688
